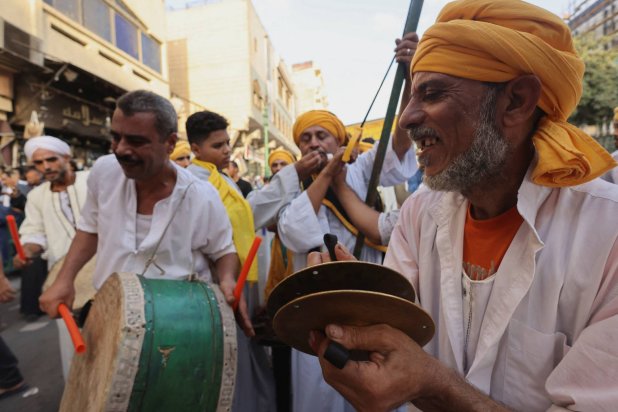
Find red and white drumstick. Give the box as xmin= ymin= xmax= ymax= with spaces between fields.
xmin=58 ymin=303 xmax=86 ymax=354
xmin=6 ymin=215 xmax=26 ymax=261
xmin=232 ymin=236 xmax=262 ymax=311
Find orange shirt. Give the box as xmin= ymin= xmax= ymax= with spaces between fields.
xmin=463 ymin=205 xmax=524 ymax=281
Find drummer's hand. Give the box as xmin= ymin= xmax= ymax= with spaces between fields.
xmin=309 ymin=323 xmax=439 ymax=412
xmin=39 ymin=278 xmax=75 ymax=318
xmin=219 ymin=278 xmax=255 ymax=337
xmin=307 ymin=243 xmax=356 ymax=267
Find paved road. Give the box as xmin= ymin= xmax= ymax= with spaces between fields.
xmin=0 ymin=275 xmax=64 ymax=411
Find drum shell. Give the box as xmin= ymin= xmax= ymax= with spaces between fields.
xmin=59 ymin=273 xmax=237 ymax=412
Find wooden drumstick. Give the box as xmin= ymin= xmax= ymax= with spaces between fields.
xmin=232 ymin=236 xmax=262 ymax=311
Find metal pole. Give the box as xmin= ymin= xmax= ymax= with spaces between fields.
xmin=353 ymin=0 xmax=424 ymax=258
xmin=263 ymin=102 xmax=270 ymax=179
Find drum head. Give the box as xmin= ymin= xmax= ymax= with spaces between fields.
xmin=267 ymin=261 xmax=415 ymax=318
xmin=273 ymin=289 xmax=435 ymax=355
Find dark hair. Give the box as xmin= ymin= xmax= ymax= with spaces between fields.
xmin=185 ymin=111 xmax=229 ymax=146
xmin=229 ymin=160 xmax=239 ymax=168
xmin=116 ymin=90 xmax=177 ymax=140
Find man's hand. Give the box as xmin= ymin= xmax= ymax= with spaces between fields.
xmin=39 ymin=278 xmax=75 ymax=318
xmin=307 ymin=242 xmax=356 ymax=267
xmin=0 ymin=274 xmax=16 ymax=303
xmin=218 ymin=277 xmax=255 ymax=337
xmin=295 ymin=151 xmax=323 ymax=181
xmin=309 ymin=323 xmax=439 ymax=412
xmin=12 ymin=244 xmax=43 ymax=269
xmin=394 ymin=32 xmax=419 ymax=81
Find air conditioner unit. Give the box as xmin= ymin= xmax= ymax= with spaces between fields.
xmin=0 ymin=18 xmax=44 ymax=66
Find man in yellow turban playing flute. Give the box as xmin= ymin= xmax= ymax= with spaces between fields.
xmin=308 ymin=1 xmax=618 ymax=411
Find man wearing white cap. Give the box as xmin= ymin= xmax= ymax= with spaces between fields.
xmin=15 ymin=135 xmax=89 ymax=380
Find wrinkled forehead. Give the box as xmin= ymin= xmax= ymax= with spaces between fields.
xmin=299 ymin=125 xmax=334 ymax=138
xmin=411 ymin=71 xmax=485 ymax=93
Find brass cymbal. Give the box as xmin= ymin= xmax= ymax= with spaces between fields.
xmin=273 ymin=289 xmax=435 ymax=355
xmin=267 ymin=261 xmax=415 ymax=318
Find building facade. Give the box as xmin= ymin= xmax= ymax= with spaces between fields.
xmin=0 ymin=0 xmax=169 ymax=168
xmin=568 ymin=0 xmax=618 ymax=46
xmin=167 ymin=0 xmax=298 ymax=177
xmin=291 ymin=60 xmax=328 ymax=115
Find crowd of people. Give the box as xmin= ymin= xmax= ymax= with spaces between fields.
xmin=1 ymin=0 xmax=618 ymax=410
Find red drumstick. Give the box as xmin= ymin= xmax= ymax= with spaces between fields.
xmin=6 ymin=215 xmax=26 ymax=261
xmin=232 ymin=236 xmax=262 ymax=311
xmin=58 ymin=304 xmax=86 ymax=354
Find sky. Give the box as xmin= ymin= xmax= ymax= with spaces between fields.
xmin=169 ymin=0 xmax=574 ymax=124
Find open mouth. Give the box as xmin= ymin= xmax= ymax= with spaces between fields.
xmin=417 ymin=136 xmax=439 ymax=151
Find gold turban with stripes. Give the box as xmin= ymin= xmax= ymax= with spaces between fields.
xmin=412 ymin=0 xmax=616 ymax=187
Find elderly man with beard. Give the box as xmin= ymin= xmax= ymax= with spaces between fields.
xmin=276 ymin=33 xmax=419 ymax=412
xmin=307 ymin=1 xmax=618 ymax=411
xmin=12 ymin=135 xmax=89 ymax=378
xmin=40 ymin=90 xmax=253 ymax=338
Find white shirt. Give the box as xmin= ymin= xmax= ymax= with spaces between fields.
xmin=386 ymin=166 xmax=618 ymax=411
xmin=19 ymin=171 xmax=89 ymax=269
xmin=77 ymin=155 xmax=236 ymax=289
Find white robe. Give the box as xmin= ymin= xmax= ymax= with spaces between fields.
xmin=78 ymin=155 xmax=236 ymax=289
xmin=19 ymin=171 xmax=89 ymax=269
xmin=386 ymin=166 xmax=618 ymax=411
xmin=277 ymin=139 xmax=417 ymax=412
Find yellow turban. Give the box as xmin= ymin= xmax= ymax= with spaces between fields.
xmin=268 ymin=149 xmax=295 ymax=167
xmin=170 ymin=140 xmax=191 ymax=161
xmin=293 ymin=110 xmax=347 ymax=146
xmin=412 ymin=0 xmax=616 ymax=187
xmin=613 ymin=108 xmax=618 ymax=122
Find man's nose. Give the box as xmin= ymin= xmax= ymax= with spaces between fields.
xmin=399 ymin=100 xmax=425 ymax=130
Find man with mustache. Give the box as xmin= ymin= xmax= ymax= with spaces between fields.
xmin=276 ymin=33 xmax=419 ymax=412
xmin=13 ymin=135 xmax=89 ymax=379
xmin=308 ymin=1 xmax=618 ymax=411
xmin=40 ymin=90 xmax=253 ymax=336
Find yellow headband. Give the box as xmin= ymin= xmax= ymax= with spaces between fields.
xmin=170 ymin=140 xmax=191 ymax=161
xmin=412 ymin=0 xmax=615 ymax=187
xmin=268 ymin=149 xmax=295 ymax=167
xmin=293 ymin=110 xmax=347 ymax=146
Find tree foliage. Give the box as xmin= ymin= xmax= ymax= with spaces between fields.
xmin=569 ymin=35 xmax=618 ymax=128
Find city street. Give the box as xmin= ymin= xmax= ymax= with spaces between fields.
xmin=0 ymin=275 xmax=63 ymax=412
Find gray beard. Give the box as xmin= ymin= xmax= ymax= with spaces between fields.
xmin=423 ymin=87 xmax=510 ymax=193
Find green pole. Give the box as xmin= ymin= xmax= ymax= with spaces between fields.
xmin=352 ymin=0 xmax=424 ymax=258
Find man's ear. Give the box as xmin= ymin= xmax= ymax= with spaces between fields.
xmin=500 ymin=75 xmax=542 ymax=128
xmin=166 ymin=132 xmax=178 ymax=154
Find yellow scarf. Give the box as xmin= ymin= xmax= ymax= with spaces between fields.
xmin=411 ymin=0 xmax=616 ymax=187
xmin=192 ymin=159 xmax=258 ymax=282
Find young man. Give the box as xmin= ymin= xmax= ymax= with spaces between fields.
xmin=309 ymin=1 xmax=618 ymax=411
xmin=40 ymin=91 xmax=252 ymax=338
xmin=186 ymin=110 xmax=275 ymax=412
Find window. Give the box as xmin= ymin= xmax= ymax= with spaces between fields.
xmin=141 ymin=33 xmax=161 ymax=73
xmin=115 ymin=13 xmax=138 ymax=59
xmin=48 ymin=0 xmax=80 ymax=21
xmin=83 ymin=0 xmax=111 ymax=42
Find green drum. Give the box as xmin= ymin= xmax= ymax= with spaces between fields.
xmin=59 ymin=272 xmax=237 ymax=412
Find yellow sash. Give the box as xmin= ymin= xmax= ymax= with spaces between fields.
xmin=192 ymin=159 xmax=258 ymax=282
xmin=264 ymin=233 xmax=294 ymax=299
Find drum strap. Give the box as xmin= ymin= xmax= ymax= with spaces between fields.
xmin=139 ymin=181 xmax=196 ymax=277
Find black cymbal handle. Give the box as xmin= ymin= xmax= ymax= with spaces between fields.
xmin=323 ymin=233 xmax=338 ymax=262
xmin=324 ymin=340 xmax=349 ymax=369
